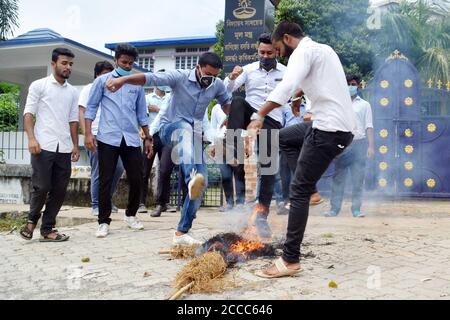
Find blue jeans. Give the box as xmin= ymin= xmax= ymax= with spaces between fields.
xmin=88 ymin=149 xmax=124 ymax=209
xmin=160 ymin=120 xmax=208 ymax=233
xmin=330 ymin=139 xmax=368 ymax=214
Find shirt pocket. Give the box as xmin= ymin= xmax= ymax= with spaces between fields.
xmin=126 ymin=90 xmax=139 ymax=110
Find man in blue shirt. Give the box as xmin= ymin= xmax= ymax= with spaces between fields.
xmin=105 ymin=52 xmax=231 ymax=245
xmin=85 ymin=44 xmax=152 ymax=238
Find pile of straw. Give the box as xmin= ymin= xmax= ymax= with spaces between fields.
xmin=159 ymin=245 xmax=199 ymax=259
xmin=174 ymin=251 xmax=231 ymax=294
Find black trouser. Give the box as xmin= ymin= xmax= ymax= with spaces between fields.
xmin=220 ymin=163 xmax=246 ymax=206
xmin=279 ymin=152 xmax=291 ymax=202
xmin=98 ymin=138 xmax=143 ymax=225
xmin=227 ymin=96 xmax=281 ymax=209
xmin=28 ymin=149 xmax=72 ymax=236
xmin=279 ymin=122 xmax=319 ymax=199
xmin=283 ymin=129 xmax=353 ymax=263
xmin=140 ymin=133 xmax=175 ymax=207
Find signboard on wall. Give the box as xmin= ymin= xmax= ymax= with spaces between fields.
xmin=223 ymin=0 xmax=275 ymax=74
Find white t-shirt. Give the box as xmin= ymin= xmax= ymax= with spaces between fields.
xmin=78 ymin=83 xmax=101 ymax=136
xmin=352 ymin=96 xmax=373 ymax=140
xmin=210 ymin=104 xmax=227 ymax=140
xmin=267 ymin=37 xmax=356 ymax=133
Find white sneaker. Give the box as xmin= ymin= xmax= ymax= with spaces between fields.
xmin=124 ymin=216 xmax=144 ymax=230
xmin=173 ymin=232 xmax=203 ymax=246
xmin=96 ymin=224 xmax=109 ymax=238
xmin=91 ymin=208 xmax=99 ymax=216
xmin=188 ymin=169 xmax=206 ymax=200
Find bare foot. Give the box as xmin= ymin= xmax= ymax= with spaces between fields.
xmin=262 ymin=259 xmax=301 ymax=277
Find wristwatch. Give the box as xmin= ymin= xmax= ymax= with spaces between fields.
xmin=250 ymin=113 xmax=264 ymax=122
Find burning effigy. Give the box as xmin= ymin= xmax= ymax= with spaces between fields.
xmin=197 ymin=232 xmax=277 ymax=266
xmin=165 ymin=232 xmax=278 ymax=300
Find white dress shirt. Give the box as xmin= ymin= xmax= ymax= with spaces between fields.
xmin=24 ymin=74 xmax=79 ymax=153
xmin=210 ymin=104 xmax=227 ymax=140
xmin=78 ymin=83 xmax=101 ymax=136
xmin=224 ymin=61 xmax=286 ymax=124
xmin=352 ymin=96 xmax=373 ymax=140
xmin=267 ymin=37 xmax=356 ymax=133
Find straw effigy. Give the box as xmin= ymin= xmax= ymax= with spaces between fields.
xmin=168 ymin=251 xmax=233 ymax=299
xmin=159 ymin=245 xmax=199 ymax=259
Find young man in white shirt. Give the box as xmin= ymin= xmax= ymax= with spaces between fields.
xmin=248 ymin=22 xmax=356 ymax=278
xmin=210 ymin=104 xmax=246 ymax=212
xmin=78 ymin=61 xmax=124 ymax=216
xmin=325 ymin=75 xmax=375 ymax=218
xmin=224 ymin=33 xmax=286 ymax=238
xmin=20 ymin=48 xmax=80 ymax=242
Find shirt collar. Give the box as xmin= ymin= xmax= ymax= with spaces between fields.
xmin=188 ymin=69 xmax=198 ymax=83
xmin=49 ymin=73 xmax=68 ymax=87
xmin=298 ymin=36 xmax=312 ymax=49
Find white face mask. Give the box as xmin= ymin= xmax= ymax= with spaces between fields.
xmin=197 ymin=67 xmax=216 ymax=90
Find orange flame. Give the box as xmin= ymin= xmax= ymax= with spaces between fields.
xmin=230 ymin=240 xmax=265 ymax=257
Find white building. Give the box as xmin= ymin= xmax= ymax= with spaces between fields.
xmin=105 ymin=35 xmax=217 ymax=72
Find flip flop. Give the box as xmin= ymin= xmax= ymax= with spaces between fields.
xmin=310 ymin=198 xmax=325 ymax=206
xmin=255 ymin=258 xmax=302 ymax=279
xmin=39 ymin=232 xmax=70 ymax=243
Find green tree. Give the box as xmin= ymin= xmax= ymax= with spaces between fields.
xmin=213 ymin=20 xmax=224 ymax=62
xmin=0 ymin=0 xmax=19 ymax=41
xmin=275 ymin=0 xmax=373 ymax=79
xmin=372 ymin=0 xmax=450 ymax=82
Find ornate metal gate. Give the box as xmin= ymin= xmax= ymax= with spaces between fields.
xmin=318 ymin=50 xmax=450 ymax=198
xmin=367 ymin=51 xmax=450 ymax=198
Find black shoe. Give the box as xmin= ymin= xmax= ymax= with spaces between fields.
xmin=151 ymin=205 xmax=165 ymax=217
xmin=165 ymin=205 xmax=176 ymax=213
xmin=276 ymin=203 xmax=289 ymax=215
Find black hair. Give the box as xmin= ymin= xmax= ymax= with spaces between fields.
xmin=272 ymin=21 xmax=305 ymax=42
xmin=198 ymin=52 xmax=223 ymax=69
xmin=94 ymin=61 xmax=114 ymax=78
xmin=258 ymin=33 xmax=272 ymax=45
xmin=114 ymin=43 xmax=139 ymax=60
xmin=346 ymin=74 xmax=361 ymax=84
xmin=52 ymin=48 xmax=75 ymax=62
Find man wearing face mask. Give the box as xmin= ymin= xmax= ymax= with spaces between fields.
xmin=247 ymin=22 xmax=356 ymax=278
xmin=85 ymin=44 xmax=152 ymax=238
xmin=104 ymin=52 xmax=231 ymax=245
xmin=223 ymin=33 xmax=287 ymax=239
xmin=324 ymin=75 xmax=374 ymax=218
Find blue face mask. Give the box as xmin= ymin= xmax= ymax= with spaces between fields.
xmin=115 ymin=67 xmax=132 ymax=77
xmin=157 ymin=86 xmax=171 ymax=93
xmin=349 ymin=85 xmax=358 ymax=97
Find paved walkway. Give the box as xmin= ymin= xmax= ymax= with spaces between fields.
xmin=1 ymin=199 xmax=449 ymax=300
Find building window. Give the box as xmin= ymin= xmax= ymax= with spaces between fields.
xmin=174 ymin=47 xmax=210 ymax=69
xmin=138 ymin=49 xmax=155 ymax=55
xmin=138 ymin=57 xmax=154 ymax=72
xmin=176 ymin=56 xmax=199 ymax=70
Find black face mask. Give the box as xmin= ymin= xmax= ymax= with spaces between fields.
xmin=196 ymin=67 xmax=216 ymax=89
xmin=260 ymin=57 xmax=277 ymax=71
xmin=283 ymin=41 xmax=295 ymax=58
